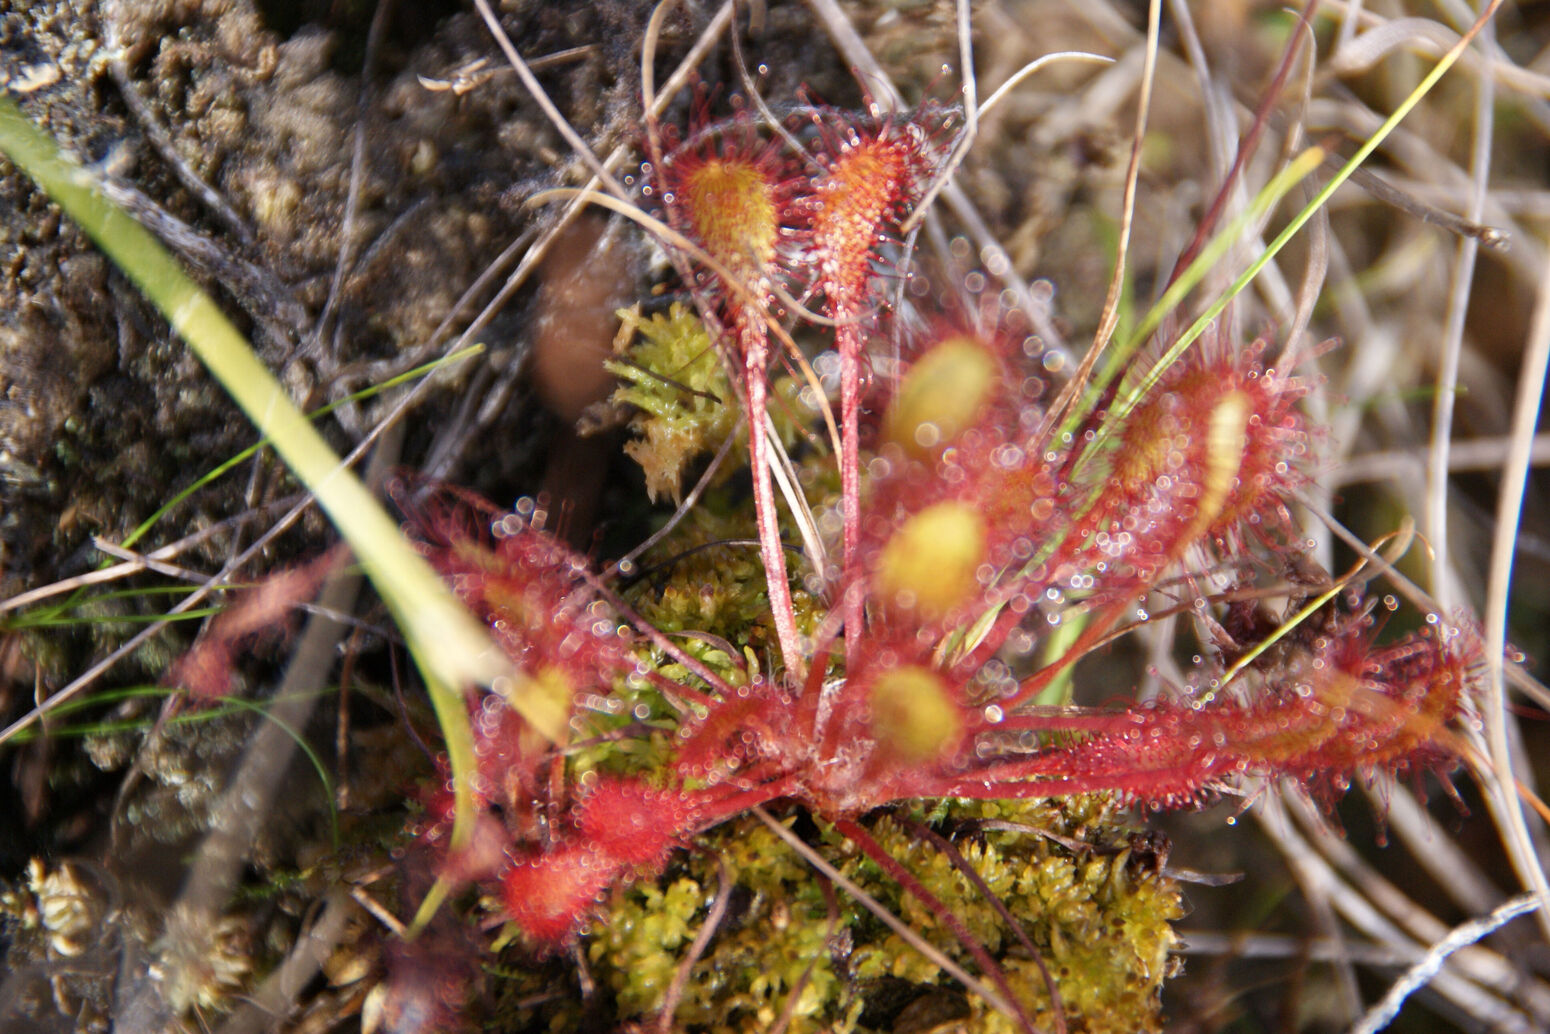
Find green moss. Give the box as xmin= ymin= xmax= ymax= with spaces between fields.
xmin=608 ymin=303 xmax=740 ymax=505
xmin=495 ymin=797 xmax=1180 ymax=1033
xmin=828 ymin=799 xmax=1182 ymax=1034
xmin=626 ymin=501 xmax=824 ymax=668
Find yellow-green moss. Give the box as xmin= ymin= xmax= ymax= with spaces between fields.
xmin=626 ymin=503 xmax=823 ymax=665
xmin=608 ymin=303 xmax=739 ymax=504
xmin=493 ymin=797 xmax=1180 ymax=1033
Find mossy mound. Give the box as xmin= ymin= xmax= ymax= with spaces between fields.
xmin=496 ymin=796 xmax=1181 ymax=1034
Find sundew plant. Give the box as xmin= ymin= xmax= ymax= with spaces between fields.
xmin=3 ymin=1 xmax=1550 ymax=1032
xmin=383 ymin=1 xmax=1547 ymax=1031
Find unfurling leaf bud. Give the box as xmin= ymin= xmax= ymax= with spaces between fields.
xmin=883 ymin=335 xmax=999 ymax=454
xmin=875 ymin=500 xmax=986 ymax=619
xmin=869 ymin=664 xmax=964 ymax=763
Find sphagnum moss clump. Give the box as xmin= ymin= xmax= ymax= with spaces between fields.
xmin=608 ymin=303 xmax=740 ymax=506
xmin=492 ymin=798 xmax=1180 ymax=1034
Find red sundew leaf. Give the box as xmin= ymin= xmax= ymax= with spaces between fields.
xmin=572 ymin=777 xmax=695 ymax=870
xmin=944 ymin=615 xmax=1482 ymax=811
xmin=493 ymin=774 xmax=781 ymax=946
xmin=800 ymin=110 xmax=953 ymax=654
xmin=807 ymin=125 xmax=917 ymax=308
xmin=679 ymin=156 xmax=782 ymax=277
xmin=656 ymin=112 xmax=797 ymax=295
xmin=879 ymin=332 xmax=1007 ymax=457
xmin=500 ymin=843 xmax=620 ymax=947
xmin=169 ymin=641 xmax=239 ymax=704
xmin=650 ymin=105 xmax=809 ymax=673
xmin=467 ymin=694 xmax=546 ymax=820
xmin=1067 ymin=336 xmax=1312 ymax=587
xmin=802 ymin=103 xmax=956 ymax=261
xmin=672 ymin=682 xmax=792 ymax=780
xmin=399 ymin=491 xmax=645 ymax=824
xmin=410 ymin=505 xmax=634 ymax=697
xmin=858 ymin=327 xmax=1066 ymax=644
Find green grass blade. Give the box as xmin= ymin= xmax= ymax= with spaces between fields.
xmin=0 ymin=97 xmax=571 ymax=919
xmin=121 ymin=344 xmax=483 ymax=552
xmin=0 ymin=95 xmax=562 ymax=740
xmin=1070 ymin=0 xmax=1501 ymax=459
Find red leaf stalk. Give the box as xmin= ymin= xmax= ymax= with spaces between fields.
xmin=806 ymin=119 xmax=920 ymax=659
xmin=948 ymin=618 xmax=1478 ymax=810
xmin=659 ymin=128 xmax=807 ymax=673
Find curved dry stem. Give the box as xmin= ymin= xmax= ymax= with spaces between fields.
xmin=1326 ymin=9 xmax=1550 ymax=104
xmin=977 ymin=52 xmax=1116 ymax=120
xmin=902 ymin=816 xmax=1069 ymax=1034
xmin=1254 ymin=795 xmax=1548 ymax=1030
xmin=764 ymin=409 xmax=831 ymax=586
xmin=1426 ymin=4 xmax=1497 ymax=611
xmin=728 ymin=2 xmax=819 ymax=170
xmin=833 ymin=815 xmax=1039 ymax=1034
xmin=1283 ymin=793 xmax=1550 ymax=1024
xmin=1482 ymin=208 xmax=1550 ymax=941
xmin=897 ymin=0 xmax=977 ymax=236
xmin=654 ymin=853 xmax=734 ymax=1034
xmin=1041 ymin=5 xmax=1162 ymax=436
xmin=641 ymin=0 xmax=674 ymax=171
xmin=1350 ymin=893 xmax=1542 ymax=1034
xmin=1087 ymin=0 xmax=1159 ymax=354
